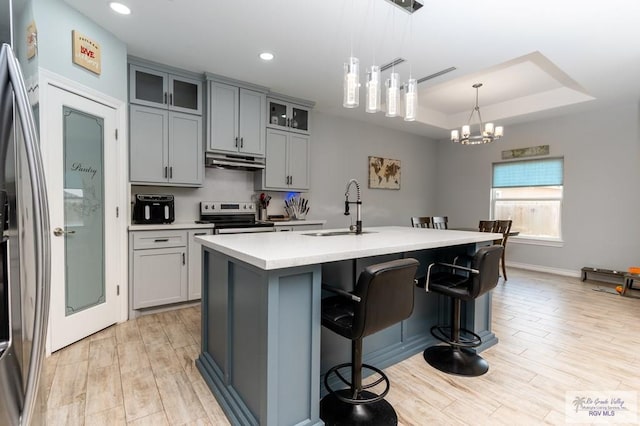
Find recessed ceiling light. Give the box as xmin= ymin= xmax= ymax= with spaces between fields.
xmin=109 ymin=2 xmax=131 ymax=15
xmin=259 ymin=52 xmax=274 ymax=61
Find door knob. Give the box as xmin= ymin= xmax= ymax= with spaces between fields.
xmin=53 ymin=227 xmax=76 ymax=237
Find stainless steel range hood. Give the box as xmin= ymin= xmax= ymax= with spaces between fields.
xmin=205 ymin=152 xmax=265 ymax=170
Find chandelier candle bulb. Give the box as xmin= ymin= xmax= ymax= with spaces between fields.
xmin=366 ymin=65 xmax=381 ymax=113
xmin=485 ymin=123 xmax=494 ymax=135
xmin=451 ymin=130 xmax=459 ymax=141
xmin=462 ymin=125 xmax=470 ymax=138
xmin=404 ymin=78 xmax=418 ymax=121
xmin=343 ymin=57 xmax=360 ymax=108
xmin=495 ymin=126 xmax=504 ymax=137
xmin=385 ymin=72 xmax=400 ymax=117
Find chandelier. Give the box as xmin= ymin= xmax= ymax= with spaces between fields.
xmin=451 ymin=83 xmax=503 ymax=145
xmin=342 ymin=0 xmax=420 ymax=121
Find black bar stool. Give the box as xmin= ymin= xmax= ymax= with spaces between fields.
xmin=320 ymin=258 xmax=419 ymax=426
xmin=421 ymin=245 xmax=503 ymax=376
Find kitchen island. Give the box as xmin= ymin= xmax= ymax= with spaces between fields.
xmin=195 ymin=226 xmax=502 ymax=426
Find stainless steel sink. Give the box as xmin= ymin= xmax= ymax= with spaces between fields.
xmin=302 ymin=230 xmax=376 ymax=237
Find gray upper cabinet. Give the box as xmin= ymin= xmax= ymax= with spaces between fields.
xmin=130 ymin=64 xmax=203 ymax=115
xmin=207 ymin=80 xmax=266 ymax=156
xmin=267 ymin=97 xmax=310 ymax=134
xmin=260 ymin=128 xmax=310 ymax=191
xmin=130 ymin=105 xmax=203 ymax=186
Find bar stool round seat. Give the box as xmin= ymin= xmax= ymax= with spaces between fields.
xmin=320 ymin=258 xmax=419 ymax=426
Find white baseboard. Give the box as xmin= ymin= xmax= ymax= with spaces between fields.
xmin=507 ymin=261 xmax=581 ymax=278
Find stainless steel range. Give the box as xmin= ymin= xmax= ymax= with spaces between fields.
xmin=196 ymin=201 xmax=274 ymax=234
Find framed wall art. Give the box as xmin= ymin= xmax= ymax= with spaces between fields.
xmin=368 ymin=156 xmax=401 ymax=190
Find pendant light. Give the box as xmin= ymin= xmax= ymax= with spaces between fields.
xmin=385 ymin=72 xmax=400 ymax=117
xmin=343 ymin=56 xmax=360 ymax=108
xmin=404 ymin=78 xmax=417 ymax=121
xmin=366 ymin=65 xmax=381 ymax=113
xmin=403 ymin=1 xmax=417 ymax=121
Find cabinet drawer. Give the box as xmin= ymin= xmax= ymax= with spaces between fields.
xmin=132 ymin=230 xmax=188 ymax=249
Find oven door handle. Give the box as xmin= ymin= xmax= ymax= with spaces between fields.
xmin=216 ymin=227 xmax=274 ymax=234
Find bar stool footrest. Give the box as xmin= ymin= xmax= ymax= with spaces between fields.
xmin=430 ymin=325 xmax=482 ymax=348
xmin=323 ymin=362 xmax=390 ymax=405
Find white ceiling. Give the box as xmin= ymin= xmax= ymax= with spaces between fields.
xmin=64 ymin=0 xmax=640 ymax=139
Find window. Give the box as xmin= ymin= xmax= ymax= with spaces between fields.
xmin=491 ymin=158 xmax=563 ymax=241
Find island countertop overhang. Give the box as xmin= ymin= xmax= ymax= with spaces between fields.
xmin=195 ymin=226 xmax=502 ymax=270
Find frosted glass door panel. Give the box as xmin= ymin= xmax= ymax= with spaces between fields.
xmin=291 ymin=107 xmax=309 ymax=132
xmin=171 ymin=77 xmax=200 ymax=112
xmin=63 ymin=107 xmax=105 ymax=315
xmin=134 ymin=68 xmax=166 ymax=105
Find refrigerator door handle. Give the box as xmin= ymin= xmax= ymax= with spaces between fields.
xmin=4 ymin=43 xmax=51 ymax=426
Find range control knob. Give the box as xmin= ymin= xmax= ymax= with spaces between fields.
xmin=204 ymin=205 xmax=209 ymax=210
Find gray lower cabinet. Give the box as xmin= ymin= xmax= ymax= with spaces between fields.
xmin=130 ymin=228 xmax=212 ymax=315
xmin=130 ymin=105 xmax=203 ymax=186
xmin=258 ymin=128 xmax=310 ymax=191
xmin=188 ymin=229 xmax=213 ymax=300
xmin=131 ymin=230 xmax=188 ymax=310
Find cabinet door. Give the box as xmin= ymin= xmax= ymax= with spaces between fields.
xmin=288 ymin=134 xmax=310 ymax=190
xmin=169 ymin=75 xmax=202 ymax=115
xmin=130 ymin=105 xmax=168 ymax=183
xmin=129 ymin=65 xmax=168 ymax=108
xmin=132 ymin=247 xmax=187 ymax=309
xmin=267 ymin=99 xmax=288 ymax=129
xmin=188 ymin=229 xmax=213 ymax=300
xmin=264 ymin=129 xmax=289 ymax=189
xmin=238 ymin=88 xmax=265 ymax=156
xmin=208 ymin=82 xmax=239 ymax=153
xmin=290 ymin=105 xmax=310 ymax=133
xmin=169 ymin=112 xmax=203 ymax=185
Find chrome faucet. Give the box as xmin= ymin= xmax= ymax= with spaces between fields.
xmin=344 ymin=179 xmax=362 ymax=234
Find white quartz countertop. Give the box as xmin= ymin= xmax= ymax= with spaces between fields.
xmin=128 ymin=222 xmax=215 ymax=231
xmin=196 ymin=226 xmax=503 ymax=270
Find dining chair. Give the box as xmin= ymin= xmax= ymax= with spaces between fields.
xmin=493 ymin=220 xmax=513 ymax=281
xmin=430 ymin=216 xmax=448 ymax=230
xmin=411 ymin=216 xmax=431 ymax=228
xmin=478 ymin=220 xmax=497 ymax=233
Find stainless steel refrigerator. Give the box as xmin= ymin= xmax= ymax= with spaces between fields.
xmin=0 ymin=0 xmax=51 ymax=423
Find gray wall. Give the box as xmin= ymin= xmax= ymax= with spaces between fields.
xmin=142 ymin=111 xmax=439 ymax=226
xmin=306 ymin=112 xmax=438 ymax=229
xmin=435 ymin=102 xmax=640 ymax=274
xmin=34 ymin=0 xmax=127 ymax=101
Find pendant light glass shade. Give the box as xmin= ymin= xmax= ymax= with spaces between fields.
xmin=365 ymin=65 xmax=381 ymax=113
xmin=385 ymin=72 xmax=400 ymax=117
xmin=404 ymin=78 xmax=418 ymax=121
xmin=343 ymin=57 xmax=360 ymax=108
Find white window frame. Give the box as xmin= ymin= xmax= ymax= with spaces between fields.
xmin=491 ymin=158 xmax=564 ymax=246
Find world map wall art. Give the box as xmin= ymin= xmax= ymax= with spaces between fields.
xmin=368 ymin=156 xmax=401 ymax=190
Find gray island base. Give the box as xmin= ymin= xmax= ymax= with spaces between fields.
xmin=195 ymin=226 xmax=502 ymax=426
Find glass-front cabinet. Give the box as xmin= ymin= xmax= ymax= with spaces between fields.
xmin=130 ymin=64 xmax=202 ymax=115
xmin=267 ymin=97 xmax=310 ymax=134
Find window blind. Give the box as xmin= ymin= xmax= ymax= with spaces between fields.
xmin=493 ymin=158 xmax=563 ymax=188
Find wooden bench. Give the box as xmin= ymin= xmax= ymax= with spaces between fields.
xmin=581 ymin=267 xmax=626 ymax=284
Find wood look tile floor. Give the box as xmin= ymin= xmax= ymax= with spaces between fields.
xmin=44 ymin=269 xmax=640 ymax=425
